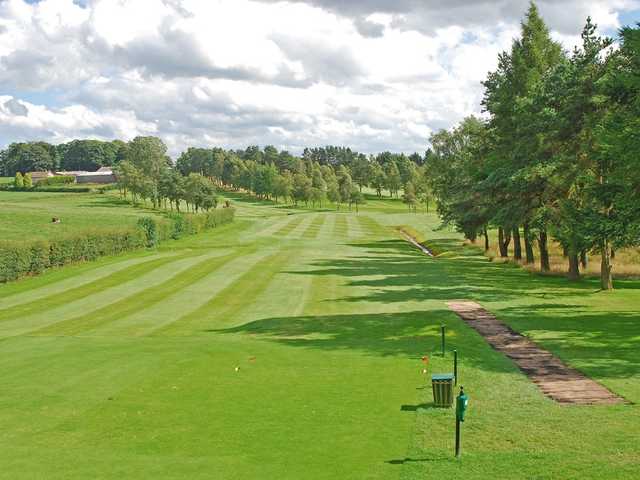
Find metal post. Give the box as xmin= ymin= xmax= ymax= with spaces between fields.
xmin=455 ymin=417 xmax=461 ymax=458
xmin=441 ymin=325 xmax=445 ymax=357
xmin=454 ymin=350 xmax=458 ymax=385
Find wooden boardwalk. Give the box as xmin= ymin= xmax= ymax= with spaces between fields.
xmin=447 ymin=301 xmax=625 ymax=405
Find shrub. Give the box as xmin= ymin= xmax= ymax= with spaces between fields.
xmin=137 ymin=217 xmax=160 ymax=247
xmin=37 ymin=175 xmax=75 ymax=186
xmin=14 ymin=172 xmax=23 ymax=188
xmin=23 ymin=173 xmax=33 ymax=189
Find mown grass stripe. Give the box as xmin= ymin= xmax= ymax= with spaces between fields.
xmin=0 ymin=253 xmax=168 ymax=308
xmin=155 ymin=249 xmax=291 ymax=335
xmin=301 ymin=215 xmax=326 ymax=240
xmin=29 ymin=250 xmax=246 ymax=336
xmin=0 ymin=253 xmax=187 ymax=323
xmin=273 ymin=215 xmax=305 ymax=237
xmin=92 ymin=249 xmax=268 ymax=337
xmin=333 ymin=214 xmax=349 ymax=239
xmin=356 ymin=215 xmax=389 ymax=238
xmin=286 ymin=214 xmax=315 ymax=239
xmin=317 ymin=212 xmax=336 ymax=240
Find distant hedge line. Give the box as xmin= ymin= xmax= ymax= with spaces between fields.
xmin=0 ymin=184 xmax=117 ymax=193
xmin=37 ymin=175 xmax=75 ymax=186
xmin=0 ymin=208 xmax=235 ymax=282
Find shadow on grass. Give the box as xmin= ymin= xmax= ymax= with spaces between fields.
xmin=215 ymin=236 xmax=639 ymax=378
xmin=211 ymin=310 xmax=521 ymax=374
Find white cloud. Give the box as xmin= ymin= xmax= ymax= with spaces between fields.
xmin=0 ymin=0 xmax=638 ymax=156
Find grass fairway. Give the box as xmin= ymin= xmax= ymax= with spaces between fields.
xmin=0 ymin=194 xmax=638 ymax=479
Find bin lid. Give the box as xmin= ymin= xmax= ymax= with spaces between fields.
xmin=431 ymin=374 xmax=455 ymax=381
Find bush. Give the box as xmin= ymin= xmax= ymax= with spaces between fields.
xmin=137 ymin=217 xmax=160 ymax=247
xmin=37 ymin=175 xmax=75 ymax=186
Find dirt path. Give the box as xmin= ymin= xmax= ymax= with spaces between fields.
xmin=447 ymin=300 xmax=626 ymax=405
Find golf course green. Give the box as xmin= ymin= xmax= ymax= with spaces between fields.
xmin=0 ymin=193 xmax=637 ymax=479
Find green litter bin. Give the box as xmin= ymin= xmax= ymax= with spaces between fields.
xmin=432 ymin=374 xmax=455 ymax=407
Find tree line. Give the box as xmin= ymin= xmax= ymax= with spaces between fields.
xmin=175 ymin=146 xmax=432 ymax=211
xmin=426 ymin=3 xmax=640 ymax=290
xmin=0 ymin=139 xmax=128 ymax=175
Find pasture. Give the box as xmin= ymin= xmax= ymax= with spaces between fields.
xmin=0 ymin=192 xmax=638 ymax=479
xmin=0 ymin=190 xmax=163 ymax=241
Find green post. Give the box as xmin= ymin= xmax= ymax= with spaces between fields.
xmin=454 ymin=350 xmax=458 ymax=385
xmin=441 ymin=324 xmax=445 ymax=357
xmin=455 ymin=386 xmax=468 ymax=458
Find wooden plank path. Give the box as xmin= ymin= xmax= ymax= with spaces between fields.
xmin=447 ymin=300 xmax=625 ymax=405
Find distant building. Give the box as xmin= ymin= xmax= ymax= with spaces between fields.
xmin=55 ymin=168 xmax=116 ymax=184
xmin=76 ymin=170 xmax=116 ymax=184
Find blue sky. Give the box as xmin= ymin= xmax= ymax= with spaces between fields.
xmin=1 ymin=0 xmax=639 ymax=156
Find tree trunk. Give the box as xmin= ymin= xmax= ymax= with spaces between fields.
xmin=600 ymin=238 xmax=614 ymax=290
xmin=539 ymin=230 xmax=550 ymax=272
xmin=513 ymin=227 xmax=522 ymax=261
xmin=484 ymin=226 xmax=489 ymax=252
xmin=568 ymin=250 xmax=580 ymax=281
xmin=498 ymin=227 xmax=511 ymax=258
xmin=580 ymin=250 xmax=588 ymax=269
xmin=524 ymin=223 xmax=535 ymax=264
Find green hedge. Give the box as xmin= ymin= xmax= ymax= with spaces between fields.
xmin=0 ymin=184 xmax=116 ymax=193
xmin=0 ymin=208 xmax=235 ymax=283
xmin=0 ymin=228 xmax=145 ymax=282
xmin=37 ymin=175 xmax=75 ymax=186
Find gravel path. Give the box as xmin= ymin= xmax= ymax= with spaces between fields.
xmin=448 ymin=300 xmax=626 ymax=405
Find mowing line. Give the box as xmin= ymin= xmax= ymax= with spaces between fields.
xmin=345 ymin=214 xmax=365 ymax=239
xmin=96 ymin=249 xmax=270 ymax=336
xmin=24 ymin=251 xmax=241 ymax=337
xmin=287 ymin=214 xmax=316 ymax=239
xmin=317 ymin=213 xmax=336 ymax=241
xmin=333 ymin=214 xmax=349 ymax=239
xmin=0 ymin=253 xmax=174 ymax=309
xmin=301 ymin=215 xmax=327 ymax=240
xmin=154 ymin=249 xmax=292 ymax=335
xmin=356 ymin=215 xmax=390 ymax=238
xmin=0 ymin=253 xmax=187 ymax=323
xmin=0 ymin=252 xmax=229 ymax=338
xmin=273 ymin=215 xmax=305 ymax=237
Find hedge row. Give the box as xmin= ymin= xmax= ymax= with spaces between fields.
xmin=0 ymin=208 xmax=235 ymax=282
xmin=137 ymin=208 xmax=236 ymax=246
xmin=0 ymin=184 xmax=116 ymax=193
xmin=37 ymin=176 xmax=75 ymax=186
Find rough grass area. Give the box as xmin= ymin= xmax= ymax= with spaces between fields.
xmin=479 ymin=229 xmax=640 ymax=278
xmin=0 ymin=190 xmax=164 ymax=241
xmin=0 ymin=193 xmax=637 ymax=479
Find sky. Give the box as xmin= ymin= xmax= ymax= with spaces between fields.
xmin=0 ymin=0 xmax=639 ymax=157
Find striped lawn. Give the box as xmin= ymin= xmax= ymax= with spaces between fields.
xmin=0 ymin=196 xmax=638 ymax=480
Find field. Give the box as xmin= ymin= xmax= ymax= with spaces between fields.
xmin=0 ymin=192 xmax=638 ymax=479
xmin=0 ymin=191 xmax=163 ymax=241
